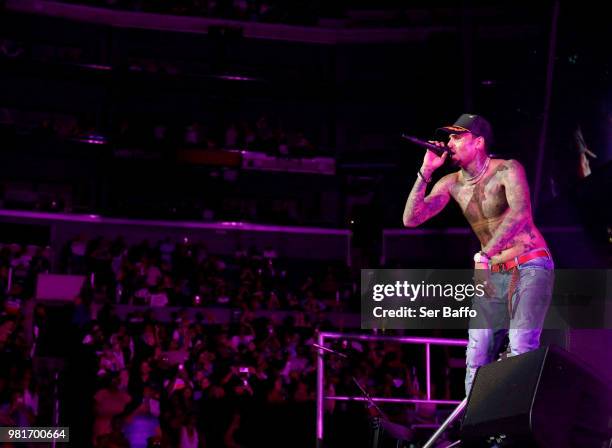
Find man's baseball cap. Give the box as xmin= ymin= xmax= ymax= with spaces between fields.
xmin=435 ymin=113 xmax=494 ymax=145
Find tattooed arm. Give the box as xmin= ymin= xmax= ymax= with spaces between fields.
xmin=403 ymin=173 xmax=454 ymax=227
xmin=481 ymin=160 xmax=533 ymax=256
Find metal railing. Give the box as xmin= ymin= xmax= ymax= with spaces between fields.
xmin=315 ymin=331 xmax=468 ymax=447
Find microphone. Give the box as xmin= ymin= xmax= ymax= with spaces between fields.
xmin=401 ymin=134 xmax=449 ymax=157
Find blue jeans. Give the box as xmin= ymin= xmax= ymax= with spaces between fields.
xmin=465 ymin=255 xmax=554 ymax=395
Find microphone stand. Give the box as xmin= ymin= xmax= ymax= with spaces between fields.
xmin=351 ymin=376 xmax=387 ymax=421
xmin=352 ymin=377 xmax=416 ymax=448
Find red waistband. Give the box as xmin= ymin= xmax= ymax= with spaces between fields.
xmin=490 ymin=249 xmax=550 ymax=272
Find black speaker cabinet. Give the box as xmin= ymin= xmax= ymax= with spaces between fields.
xmin=461 ymin=345 xmax=612 ymax=448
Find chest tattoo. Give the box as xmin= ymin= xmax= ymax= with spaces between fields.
xmin=461 ymin=164 xmax=509 ymax=241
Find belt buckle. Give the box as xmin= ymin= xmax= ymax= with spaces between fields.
xmin=493 ymin=262 xmax=505 ymax=272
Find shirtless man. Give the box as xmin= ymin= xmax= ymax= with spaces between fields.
xmin=402 ymin=114 xmax=554 ymax=394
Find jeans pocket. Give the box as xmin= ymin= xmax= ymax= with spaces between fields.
xmin=518 ymin=267 xmax=554 ymax=299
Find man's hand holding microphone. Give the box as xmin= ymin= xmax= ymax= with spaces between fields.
xmin=418 ymin=141 xmax=448 ymax=183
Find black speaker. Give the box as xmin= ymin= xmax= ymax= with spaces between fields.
xmin=461 ymin=345 xmax=612 ymax=448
